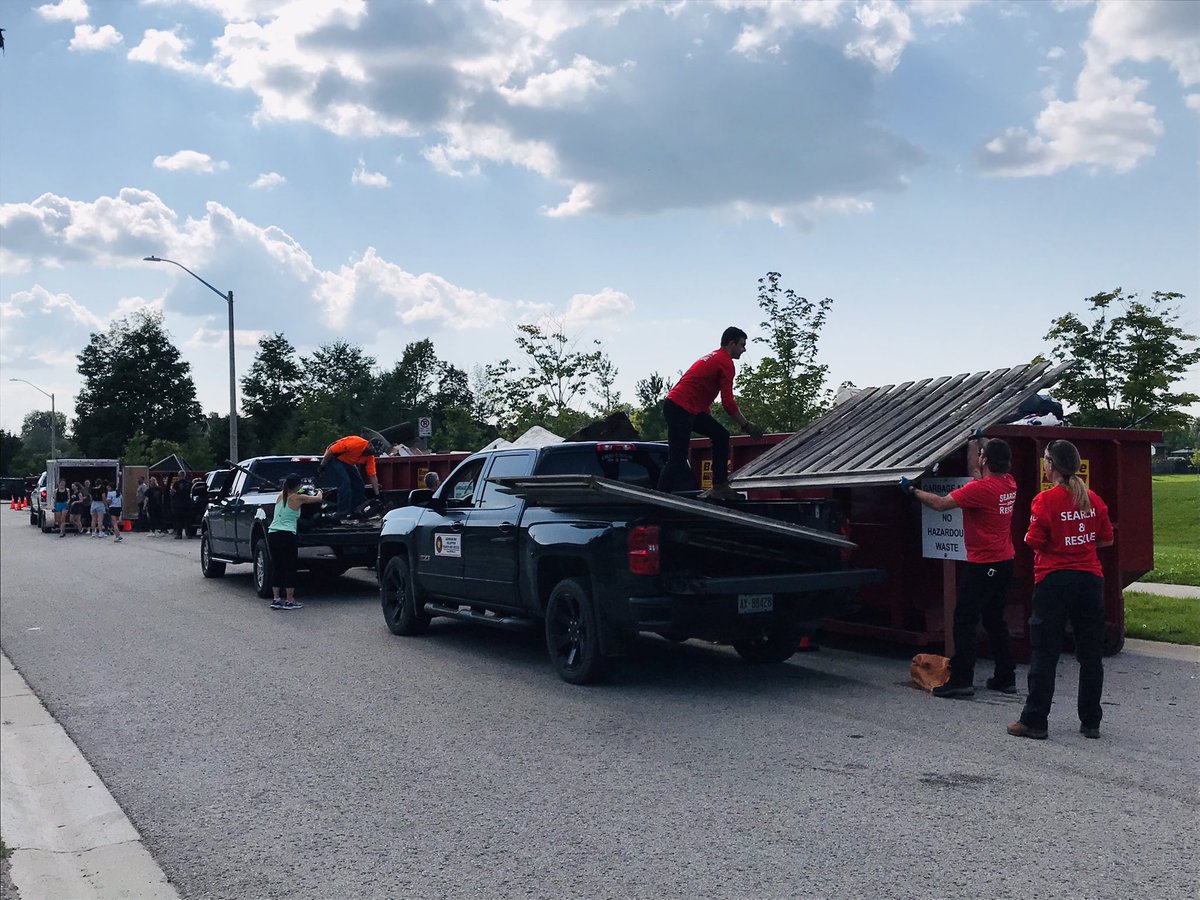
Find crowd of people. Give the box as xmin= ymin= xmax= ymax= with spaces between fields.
xmin=48 ymin=472 xmax=198 ymax=540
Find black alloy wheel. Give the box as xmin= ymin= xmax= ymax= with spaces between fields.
xmin=381 ymin=555 xmax=429 ymax=635
xmin=544 ymin=577 xmax=608 ymax=685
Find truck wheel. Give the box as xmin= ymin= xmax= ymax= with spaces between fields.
xmin=545 ymin=577 xmax=609 ymax=685
xmin=732 ymin=627 xmax=800 ymax=664
xmin=253 ymin=538 xmax=273 ymax=599
xmin=381 ymin=555 xmax=429 ymax=635
xmin=29 ymin=507 xmax=37 ymax=527
xmin=200 ymin=531 xmax=226 ymax=578
xmin=40 ymin=512 xmax=53 ymax=533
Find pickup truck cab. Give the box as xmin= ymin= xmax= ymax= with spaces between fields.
xmin=200 ymin=456 xmax=398 ymax=598
xmin=378 ymin=442 xmax=882 ymax=683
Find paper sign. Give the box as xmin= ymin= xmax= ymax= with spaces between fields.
xmin=921 ymin=477 xmax=970 ymax=560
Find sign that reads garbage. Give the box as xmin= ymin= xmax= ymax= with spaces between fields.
xmin=418 ymin=417 xmax=433 ymax=437
xmin=921 ymin=477 xmax=971 ymax=561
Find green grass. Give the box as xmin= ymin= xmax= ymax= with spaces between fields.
xmin=1124 ymin=591 xmax=1200 ymax=645
xmin=1140 ymin=475 xmax=1200 ymax=587
xmin=0 ymin=837 xmax=9 ymax=859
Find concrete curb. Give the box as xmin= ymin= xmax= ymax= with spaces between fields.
xmin=1123 ymin=637 xmax=1200 ymax=663
xmin=1127 ymin=581 xmax=1200 ymax=599
xmin=0 ymin=653 xmax=180 ymax=900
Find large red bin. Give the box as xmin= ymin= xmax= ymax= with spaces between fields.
xmin=693 ymin=427 xmax=1159 ymax=658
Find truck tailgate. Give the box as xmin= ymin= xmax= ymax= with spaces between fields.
xmin=489 ymin=474 xmax=855 ymax=550
xmin=662 ymin=569 xmax=884 ymax=595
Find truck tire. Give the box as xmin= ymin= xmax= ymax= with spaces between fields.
xmin=29 ymin=507 xmax=37 ymax=527
xmin=545 ymin=577 xmax=609 ymax=685
xmin=732 ymin=627 xmax=800 ymax=665
xmin=200 ymin=531 xmax=226 ymax=578
xmin=381 ymin=555 xmax=429 ymax=635
xmin=40 ymin=511 xmax=53 ymax=533
xmin=253 ymin=537 xmax=273 ymax=599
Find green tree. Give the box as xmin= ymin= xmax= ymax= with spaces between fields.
xmin=631 ymin=372 xmax=670 ymax=440
xmin=297 ymin=340 xmax=377 ymax=437
xmin=241 ymin=333 xmax=302 ymax=453
xmin=73 ymin=310 xmax=203 ymax=457
xmin=1046 ymin=289 xmax=1199 ymax=430
xmin=735 ymin=272 xmax=833 ymax=432
xmin=0 ymin=430 xmax=26 ymax=476
xmin=19 ymin=409 xmax=71 ymax=463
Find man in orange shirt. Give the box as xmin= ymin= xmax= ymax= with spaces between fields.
xmin=319 ymin=434 xmax=383 ymax=519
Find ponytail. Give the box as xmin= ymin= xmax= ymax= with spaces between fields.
xmin=1046 ymin=440 xmax=1091 ymax=513
xmin=281 ymin=473 xmax=301 ymax=504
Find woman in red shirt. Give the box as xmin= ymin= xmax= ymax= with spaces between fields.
xmin=1008 ymin=440 xmax=1114 ymax=741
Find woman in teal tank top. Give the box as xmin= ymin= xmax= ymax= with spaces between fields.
xmin=267 ymin=474 xmax=324 ymax=610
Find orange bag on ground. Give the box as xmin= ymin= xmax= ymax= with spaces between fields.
xmin=911 ymin=653 xmax=951 ymax=691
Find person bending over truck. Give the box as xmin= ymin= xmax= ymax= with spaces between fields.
xmin=657 ymin=326 xmax=765 ymax=501
xmin=267 ymin=475 xmax=325 ymax=610
xmin=318 ymin=434 xmax=382 ymax=520
xmin=901 ymin=435 xmax=1017 ymax=698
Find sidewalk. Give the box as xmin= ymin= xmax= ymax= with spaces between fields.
xmin=0 ymin=653 xmax=180 ymax=899
xmin=1128 ymin=581 xmax=1200 ymax=599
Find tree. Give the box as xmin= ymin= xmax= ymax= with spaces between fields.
xmin=73 ymin=310 xmax=203 ymax=457
xmin=0 ymin=430 xmax=26 ymax=477
xmin=241 ymin=333 xmax=302 ymax=453
xmin=735 ymin=272 xmax=833 ymax=432
xmin=19 ymin=409 xmax=70 ymax=462
xmin=296 ymin=340 xmax=377 ymax=437
xmin=1046 ymin=289 xmax=1199 ymax=431
xmin=631 ymin=372 xmax=670 ymax=440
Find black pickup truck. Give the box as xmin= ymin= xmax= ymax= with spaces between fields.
xmin=377 ymin=441 xmax=883 ymax=683
xmin=199 ymin=455 xmax=401 ymax=598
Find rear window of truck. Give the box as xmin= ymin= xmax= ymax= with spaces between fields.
xmin=536 ymin=446 xmax=667 ymax=488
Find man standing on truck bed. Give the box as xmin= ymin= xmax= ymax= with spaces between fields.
xmin=902 ymin=434 xmax=1018 ymax=698
xmin=319 ymin=434 xmax=383 ymax=520
xmin=657 ymin=326 xmax=765 ymax=501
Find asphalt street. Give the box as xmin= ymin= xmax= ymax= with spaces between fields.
xmin=1 ymin=513 xmax=1196 ymax=900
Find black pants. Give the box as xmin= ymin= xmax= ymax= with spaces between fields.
xmin=657 ymin=398 xmax=731 ymax=492
xmin=1020 ymin=570 xmax=1105 ymax=731
xmin=950 ymin=559 xmax=1015 ymax=685
xmin=267 ymin=530 xmax=298 ymax=590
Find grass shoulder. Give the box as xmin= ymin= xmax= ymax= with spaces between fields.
xmin=1140 ymin=475 xmax=1200 ymax=587
xmin=1124 ymin=591 xmax=1200 ymax=646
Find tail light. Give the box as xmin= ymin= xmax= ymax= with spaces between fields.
xmin=40 ymin=489 xmax=47 ymax=501
xmin=628 ymin=525 xmax=660 ymax=575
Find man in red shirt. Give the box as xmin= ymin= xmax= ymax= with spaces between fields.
xmin=319 ymin=434 xmax=383 ymax=520
xmin=903 ymin=435 xmax=1017 ymax=698
xmin=657 ymin=327 xmax=765 ymax=501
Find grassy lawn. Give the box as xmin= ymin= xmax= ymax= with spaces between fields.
xmin=1124 ymin=591 xmax=1200 ymax=646
xmin=1139 ymin=475 xmax=1200 ymax=587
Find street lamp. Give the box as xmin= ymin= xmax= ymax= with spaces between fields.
xmin=143 ymin=256 xmax=238 ymax=463
xmin=8 ymin=378 xmax=56 ymax=460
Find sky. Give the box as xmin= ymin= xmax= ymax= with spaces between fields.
xmin=1 ymin=0 xmax=1198 ymax=437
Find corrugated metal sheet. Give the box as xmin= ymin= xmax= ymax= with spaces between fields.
xmin=730 ymin=360 xmax=1074 ymax=489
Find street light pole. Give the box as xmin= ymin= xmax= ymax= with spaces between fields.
xmin=8 ymin=378 xmax=55 ymax=460
xmin=143 ymin=256 xmax=238 ymax=463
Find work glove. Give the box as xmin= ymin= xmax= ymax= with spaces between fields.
xmin=968 ymin=427 xmax=984 ymax=442
xmin=899 ymin=476 xmax=916 ymax=496
xmin=742 ymin=422 xmax=766 ymax=439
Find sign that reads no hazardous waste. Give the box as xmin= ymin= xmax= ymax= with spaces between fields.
xmin=920 ymin=477 xmax=971 ymax=561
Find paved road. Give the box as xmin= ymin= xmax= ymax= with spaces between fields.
xmin=1 ymin=514 xmax=1196 ymax=900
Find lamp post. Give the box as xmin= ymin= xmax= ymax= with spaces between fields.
xmin=143 ymin=256 xmax=238 ymax=463
xmin=8 ymin=378 xmax=56 ymax=460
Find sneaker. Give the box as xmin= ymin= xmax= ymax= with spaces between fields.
xmin=1080 ymin=725 xmax=1101 ymax=739
xmin=269 ymin=600 xmax=284 ymax=609
xmin=699 ymin=483 xmax=741 ymax=502
xmin=986 ymin=676 xmax=1017 ymax=695
xmin=932 ymin=682 xmax=976 ymax=699
xmin=1007 ymin=721 xmax=1048 ymax=740
xmin=281 ymin=600 xmax=303 ymax=610
xmin=114 ymin=535 xmax=123 ymax=542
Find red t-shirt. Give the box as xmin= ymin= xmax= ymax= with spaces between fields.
xmin=949 ymin=473 xmax=1017 ymax=564
xmin=667 ymin=349 xmax=741 ymax=417
xmin=1025 ymin=485 xmax=1113 ymax=583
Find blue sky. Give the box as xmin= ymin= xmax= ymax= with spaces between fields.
xmin=2 ymin=0 xmax=1197 ymax=436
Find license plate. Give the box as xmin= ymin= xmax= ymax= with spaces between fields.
xmin=738 ymin=593 xmax=774 ymax=614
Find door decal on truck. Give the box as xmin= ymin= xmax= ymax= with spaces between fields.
xmin=435 ymin=534 xmax=461 ymax=557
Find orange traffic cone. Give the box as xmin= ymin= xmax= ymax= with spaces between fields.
xmin=18 ymin=496 xmax=26 ymax=510
xmin=20 ymin=496 xmax=28 ymax=510
xmin=8 ymin=496 xmax=15 ymax=510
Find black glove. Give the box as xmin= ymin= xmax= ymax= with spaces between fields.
xmin=899 ymin=476 xmax=915 ymax=496
xmin=968 ymin=427 xmax=985 ymax=442
xmin=742 ymin=422 xmax=766 ymax=440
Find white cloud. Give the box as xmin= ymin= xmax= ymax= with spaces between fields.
xmin=0 ymin=285 xmax=105 ymax=369
xmin=152 ymin=151 xmax=230 ymax=174
xmin=185 ymin=326 xmax=265 ymax=348
xmin=561 ymin=288 xmax=634 ymax=327
xmin=1046 ymin=45 xmax=1066 ymax=60
xmin=249 ymin=171 xmax=286 ymax=189
xmin=844 ymin=0 xmax=913 ymax=74
xmin=980 ymin=0 xmax=1199 ymax=177
xmin=908 ymin=0 xmax=978 ymax=26
xmin=69 ymin=24 xmax=124 ymax=52
xmin=500 ymin=55 xmax=616 ymax=108
xmin=351 ymin=160 xmax=391 ymax=188
xmin=1187 ymin=93 xmax=1200 ymax=112
xmin=128 ymin=29 xmax=200 ymax=74
xmin=35 ymin=0 xmax=89 ymax=23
